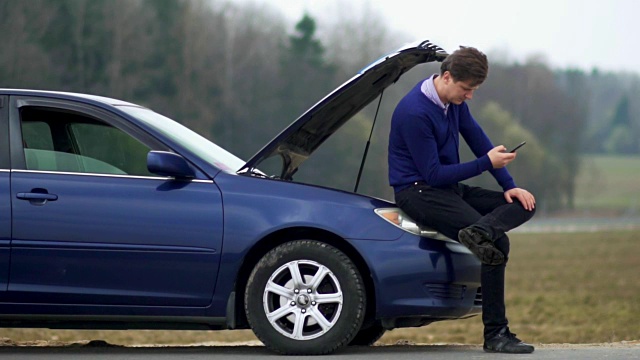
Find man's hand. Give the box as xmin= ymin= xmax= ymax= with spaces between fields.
xmin=505 ymin=188 xmax=536 ymax=211
xmin=488 ymin=145 xmax=516 ymax=169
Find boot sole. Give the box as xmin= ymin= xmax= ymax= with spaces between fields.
xmin=484 ymin=346 xmax=535 ymax=354
xmin=458 ymin=230 xmax=505 ymax=265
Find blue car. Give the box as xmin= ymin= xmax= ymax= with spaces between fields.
xmin=0 ymin=40 xmax=480 ymax=355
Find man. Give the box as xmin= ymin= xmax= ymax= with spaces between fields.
xmin=388 ymin=46 xmax=536 ymax=354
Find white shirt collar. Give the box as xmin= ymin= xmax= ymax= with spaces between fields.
xmin=421 ymin=74 xmax=449 ymax=114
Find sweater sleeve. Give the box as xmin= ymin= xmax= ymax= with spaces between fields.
xmin=458 ymin=104 xmax=517 ymax=191
xmin=400 ymin=111 xmax=493 ymax=187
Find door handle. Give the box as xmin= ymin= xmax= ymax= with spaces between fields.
xmin=17 ymin=193 xmax=59 ymax=201
xmin=16 ymin=190 xmax=58 ymax=205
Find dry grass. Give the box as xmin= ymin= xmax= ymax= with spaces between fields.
xmin=1 ymin=230 xmax=639 ymax=346
xmin=380 ymin=230 xmax=640 ymax=345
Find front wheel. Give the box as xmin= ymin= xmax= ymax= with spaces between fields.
xmin=244 ymin=240 xmax=365 ymax=355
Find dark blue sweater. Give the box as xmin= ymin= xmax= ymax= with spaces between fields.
xmin=388 ymin=80 xmax=516 ymax=193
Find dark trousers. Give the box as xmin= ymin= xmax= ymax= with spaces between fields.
xmin=395 ymin=182 xmax=535 ymax=339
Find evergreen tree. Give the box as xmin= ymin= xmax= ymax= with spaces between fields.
xmin=279 ymin=14 xmax=337 ymax=121
xmin=605 ymin=96 xmax=635 ymax=154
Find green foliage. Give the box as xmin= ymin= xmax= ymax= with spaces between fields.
xmin=603 ymin=96 xmax=638 ymax=154
xmin=466 ymin=102 xmax=546 ymax=197
xmin=278 ymin=13 xmax=338 ymax=121
xmin=141 ymin=0 xmax=187 ymax=99
xmin=610 ymin=95 xmax=631 ymax=128
xmin=296 ymin=111 xmax=375 ymax=193
xmin=289 ymin=14 xmax=326 ymax=67
xmin=474 ymin=62 xmax=597 ymax=211
xmin=581 ymin=73 xmax=640 ymax=154
xmin=604 ymin=125 xmax=635 ymax=154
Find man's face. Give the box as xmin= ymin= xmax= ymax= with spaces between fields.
xmin=442 ymin=72 xmax=480 ymax=105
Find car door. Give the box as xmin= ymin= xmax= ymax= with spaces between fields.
xmin=7 ymin=96 xmax=223 ymax=307
xmin=0 ymin=95 xmax=9 ymax=295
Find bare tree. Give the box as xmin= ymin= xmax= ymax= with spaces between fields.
xmin=0 ymin=1 xmax=56 ymax=88
xmin=101 ymin=0 xmax=153 ymax=100
xmin=321 ymin=1 xmax=395 ymax=75
xmin=210 ymin=1 xmax=288 ymax=155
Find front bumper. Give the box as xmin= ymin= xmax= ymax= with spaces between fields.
xmin=349 ymin=232 xmax=482 ymax=328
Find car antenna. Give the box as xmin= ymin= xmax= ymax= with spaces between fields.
xmin=354 ymin=90 xmax=384 ymax=193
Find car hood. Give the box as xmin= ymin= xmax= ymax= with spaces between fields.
xmin=239 ymin=39 xmax=447 ymax=180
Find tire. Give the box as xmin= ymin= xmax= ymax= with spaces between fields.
xmin=244 ymin=240 xmax=365 ymax=355
xmin=348 ymin=321 xmax=386 ymax=346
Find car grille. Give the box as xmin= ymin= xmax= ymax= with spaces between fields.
xmin=424 ymin=283 xmax=466 ymax=300
xmin=474 ymin=287 xmax=482 ymax=305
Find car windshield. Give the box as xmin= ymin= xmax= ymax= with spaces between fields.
xmin=119 ymin=106 xmax=245 ymax=173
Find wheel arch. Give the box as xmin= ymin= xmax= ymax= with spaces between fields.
xmin=230 ymin=226 xmax=376 ymax=330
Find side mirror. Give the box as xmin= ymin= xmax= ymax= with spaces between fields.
xmin=147 ymin=151 xmax=195 ymax=179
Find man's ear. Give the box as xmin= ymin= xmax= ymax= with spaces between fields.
xmin=442 ymin=71 xmax=452 ymax=84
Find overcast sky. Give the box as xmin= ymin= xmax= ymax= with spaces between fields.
xmin=235 ymin=0 xmax=639 ymax=74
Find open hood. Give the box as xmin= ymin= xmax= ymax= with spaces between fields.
xmin=239 ymin=40 xmax=447 ymax=180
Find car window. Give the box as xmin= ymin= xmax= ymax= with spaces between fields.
xmin=22 ymin=121 xmax=54 ymax=150
xmin=119 ymin=106 xmax=246 ymax=173
xmin=21 ymin=107 xmax=153 ymax=176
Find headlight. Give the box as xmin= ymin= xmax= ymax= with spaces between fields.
xmin=374 ymin=208 xmax=453 ymax=242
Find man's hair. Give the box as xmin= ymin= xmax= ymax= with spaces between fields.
xmin=440 ymin=46 xmax=488 ymax=87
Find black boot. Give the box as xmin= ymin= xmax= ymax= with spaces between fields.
xmin=484 ymin=327 xmax=534 ymax=354
xmin=458 ymin=227 xmax=505 ymax=265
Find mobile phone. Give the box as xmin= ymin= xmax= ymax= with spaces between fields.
xmin=509 ymin=141 xmax=526 ymax=153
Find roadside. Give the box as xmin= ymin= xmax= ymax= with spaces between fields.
xmin=513 ymin=214 xmax=640 ymax=233
xmin=1 ymin=339 xmax=639 ymax=360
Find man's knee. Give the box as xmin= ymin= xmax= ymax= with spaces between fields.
xmin=513 ymin=201 xmax=536 ymax=224
xmin=525 ymin=205 xmax=537 ymax=220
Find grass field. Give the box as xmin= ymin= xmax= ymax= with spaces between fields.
xmin=574 ymin=155 xmax=640 ymax=212
xmin=380 ymin=230 xmax=640 ymax=345
xmin=1 ymin=230 xmax=639 ymax=346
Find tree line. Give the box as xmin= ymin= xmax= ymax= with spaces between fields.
xmin=2 ymin=0 xmax=638 ymax=213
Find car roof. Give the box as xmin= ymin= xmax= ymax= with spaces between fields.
xmin=0 ymin=88 xmax=140 ymax=107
